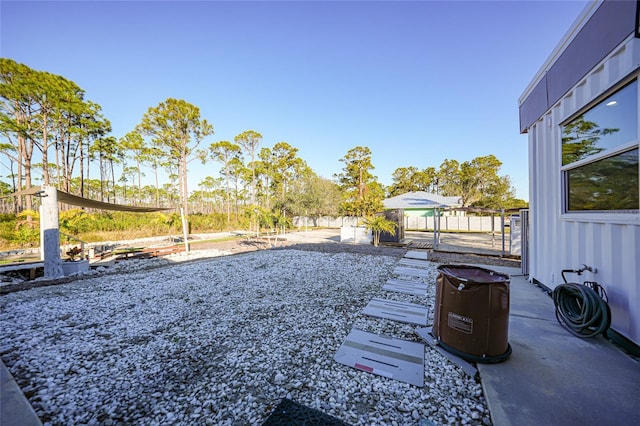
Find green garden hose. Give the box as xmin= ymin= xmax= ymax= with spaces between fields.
xmin=552 ymin=282 xmax=611 ymax=338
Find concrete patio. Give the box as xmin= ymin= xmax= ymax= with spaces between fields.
xmin=479 ymin=266 xmax=640 ymax=425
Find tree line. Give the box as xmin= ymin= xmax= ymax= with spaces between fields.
xmin=1 ymin=58 xmax=526 ymax=227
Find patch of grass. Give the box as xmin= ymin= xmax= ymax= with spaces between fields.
xmin=0 ymin=255 xmax=40 ymax=265
xmin=190 ymin=236 xmax=244 ymax=245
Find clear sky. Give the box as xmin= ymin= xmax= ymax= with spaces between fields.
xmin=1 ymin=0 xmax=590 ymax=201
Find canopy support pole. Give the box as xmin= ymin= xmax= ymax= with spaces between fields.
xmin=180 ymin=207 xmax=190 ymax=253
xmin=41 ymin=185 xmax=64 ymax=279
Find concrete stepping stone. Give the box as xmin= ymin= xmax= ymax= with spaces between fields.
xmin=363 ymin=297 xmax=429 ymax=326
xmin=334 ymin=328 xmax=425 ymax=387
xmin=404 ymin=250 xmax=428 ymax=260
xmin=398 ymin=258 xmax=430 ymax=268
xmin=393 ymin=266 xmax=431 ymax=278
xmin=383 ymin=278 xmax=428 ymax=296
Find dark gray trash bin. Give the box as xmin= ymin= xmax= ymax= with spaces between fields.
xmin=433 ymin=265 xmax=511 ymax=363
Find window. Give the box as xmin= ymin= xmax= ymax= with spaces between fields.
xmin=561 ymin=80 xmax=639 ymax=213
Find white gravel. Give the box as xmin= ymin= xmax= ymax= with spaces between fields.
xmin=0 ymin=248 xmax=491 ymax=425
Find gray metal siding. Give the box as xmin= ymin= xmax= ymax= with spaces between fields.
xmin=519 ymin=74 xmax=548 ymax=135
xmin=520 ymin=0 xmax=638 ymax=133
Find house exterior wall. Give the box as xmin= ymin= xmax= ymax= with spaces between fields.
xmin=404 ymin=209 xmax=435 ymax=218
xmin=525 ymin=29 xmax=640 ymax=345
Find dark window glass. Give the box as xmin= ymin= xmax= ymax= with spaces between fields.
xmin=562 ymin=81 xmax=637 ymax=166
xmin=567 ymin=148 xmax=639 ymax=211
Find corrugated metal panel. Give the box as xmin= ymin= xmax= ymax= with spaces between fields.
xmin=546 ymin=0 xmax=637 ymax=107
xmin=527 ymin=37 xmax=640 ymax=345
xmin=520 ymin=0 xmax=638 ymax=132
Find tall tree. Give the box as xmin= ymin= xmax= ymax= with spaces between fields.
xmin=437 ymin=155 xmax=515 ymax=207
xmin=227 ymin=156 xmax=247 ymax=220
xmin=388 ymin=166 xmax=438 ymax=196
xmin=90 ymin=136 xmax=120 ymax=202
xmin=234 ymin=130 xmax=262 ymax=205
xmin=208 ymin=140 xmax=242 ymax=224
xmin=335 ymin=146 xmax=384 ymax=216
xmin=119 ymin=130 xmax=147 ymax=200
xmin=437 ymin=159 xmax=461 ymax=197
xmin=271 ymin=141 xmax=305 ymax=209
xmin=256 ymin=146 xmax=274 ymax=209
xmin=75 ymin=101 xmax=110 ymax=197
xmin=388 ymin=166 xmax=418 ymax=196
xmin=30 ymin=71 xmax=81 ymax=186
xmin=0 ymin=58 xmax=39 ymax=210
xmin=286 ymin=172 xmax=341 ymax=219
xmin=139 ymin=146 xmax=164 ymax=206
xmin=51 ymin=76 xmax=83 ymax=191
xmin=137 ymin=98 xmax=213 ymax=221
xmin=196 ymin=176 xmax=223 ymax=214
xmin=54 ymin=97 xmax=110 ymax=194
xmin=119 ymin=166 xmax=138 ymax=201
xmin=1 ymin=59 xmax=110 ymax=205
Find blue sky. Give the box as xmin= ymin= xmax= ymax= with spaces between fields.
xmin=1 ymin=0 xmax=590 ymax=201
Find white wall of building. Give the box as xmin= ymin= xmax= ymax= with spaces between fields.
xmin=527 ymin=35 xmax=640 ymax=345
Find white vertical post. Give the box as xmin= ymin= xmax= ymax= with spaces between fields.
xmin=180 ymin=207 xmax=190 ymax=253
xmin=491 ymin=213 xmax=496 ymax=247
xmin=433 ymin=208 xmax=440 ymax=248
xmin=437 ymin=209 xmax=441 ymax=246
xmin=41 ymin=186 xmax=64 ymax=278
xmin=39 ymin=204 xmax=44 ymax=261
xmin=501 ymin=209 xmax=505 ymax=257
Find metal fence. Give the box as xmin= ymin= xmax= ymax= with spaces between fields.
xmin=293 ymin=215 xmax=505 ymax=232
xmin=406 ymin=215 xmax=504 ymax=232
xmin=292 ymin=216 xmax=360 ymax=229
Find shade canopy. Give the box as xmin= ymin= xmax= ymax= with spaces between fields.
xmin=4 ymin=186 xmax=172 ymax=213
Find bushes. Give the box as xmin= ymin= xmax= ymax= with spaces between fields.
xmin=189 ymin=213 xmax=229 ymax=232
xmin=0 ymin=211 xmax=251 ymax=250
xmin=60 ymin=209 xmax=94 ymax=236
xmin=0 ymin=211 xmax=40 ymax=249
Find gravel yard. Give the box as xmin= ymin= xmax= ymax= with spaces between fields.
xmin=1 ymin=240 xmax=494 ymax=425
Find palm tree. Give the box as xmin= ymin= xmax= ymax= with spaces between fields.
xmin=363 ymin=215 xmax=397 ymax=247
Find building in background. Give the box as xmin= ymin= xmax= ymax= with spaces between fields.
xmin=382 ymin=191 xmax=462 ymax=218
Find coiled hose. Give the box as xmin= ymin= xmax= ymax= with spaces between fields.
xmin=552 ymin=282 xmax=611 ymax=338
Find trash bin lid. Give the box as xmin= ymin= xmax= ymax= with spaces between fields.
xmin=437 ymin=264 xmax=509 ymax=283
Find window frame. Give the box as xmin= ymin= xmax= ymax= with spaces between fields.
xmin=559 ymin=75 xmax=640 ymax=222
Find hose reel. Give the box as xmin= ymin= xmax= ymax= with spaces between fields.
xmin=552 ymin=266 xmax=611 ymax=338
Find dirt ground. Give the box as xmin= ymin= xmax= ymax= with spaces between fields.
xmin=1 ymin=231 xmax=520 ymax=294
xmin=192 ymin=237 xmax=521 ymax=269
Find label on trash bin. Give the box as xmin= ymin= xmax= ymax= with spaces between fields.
xmin=448 ymin=312 xmax=473 ymax=334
